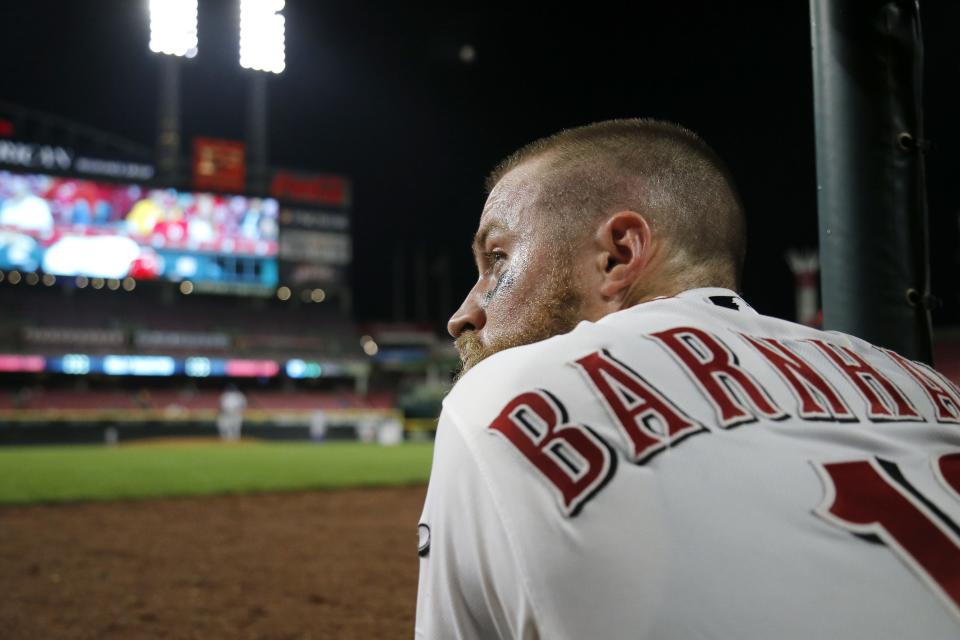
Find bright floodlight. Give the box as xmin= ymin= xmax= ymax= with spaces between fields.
xmin=240 ymin=0 xmax=286 ymax=73
xmin=149 ymin=0 xmax=198 ymax=58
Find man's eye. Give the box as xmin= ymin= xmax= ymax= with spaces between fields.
xmin=485 ymin=250 xmax=507 ymax=266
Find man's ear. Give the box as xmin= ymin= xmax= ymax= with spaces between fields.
xmin=596 ymin=211 xmax=653 ymax=300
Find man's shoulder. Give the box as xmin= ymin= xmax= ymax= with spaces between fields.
xmin=447 ymin=323 xmax=595 ymax=402
xmin=442 ymin=288 xmax=841 ymax=421
xmin=444 ymin=300 xmax=690 ymax=417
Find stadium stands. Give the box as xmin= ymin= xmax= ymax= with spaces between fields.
xmin=0 ymin=387 xmax=395 ymax=413
xmin=0 ymin=275 xmax=448 ymax=445
xmin=0 ymin=285 xmax=361 ymax=358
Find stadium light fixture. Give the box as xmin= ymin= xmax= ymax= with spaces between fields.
xmin=240 ymin=0 xmax=286 ymax=73
xmin=148 ymin=0 xmax=199 ymax=58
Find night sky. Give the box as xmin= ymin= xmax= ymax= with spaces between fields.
xmin=1 ymin=1 xmax=958 ymax=329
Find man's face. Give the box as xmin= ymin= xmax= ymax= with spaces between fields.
xmin=448 ymin=159 xmax=592 ymax=377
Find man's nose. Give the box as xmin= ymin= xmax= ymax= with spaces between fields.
xmin=447 ymin=290 xmax=486 ymax=338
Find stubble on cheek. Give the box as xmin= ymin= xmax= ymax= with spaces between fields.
xmin=453 ymin=260 xmax=583 ymax=382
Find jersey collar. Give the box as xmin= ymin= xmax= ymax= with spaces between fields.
xmin=675 ymin=287 xmax=758 ymax=315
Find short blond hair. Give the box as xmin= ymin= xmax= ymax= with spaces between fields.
xmin=487 ymin=119 xmax=746 ymax=289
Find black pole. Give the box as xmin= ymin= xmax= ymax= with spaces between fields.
xmin=247 ymin=73 xmax=268 ymax=195
xmin=415 ymin=245 xmax=428 ymax=321
xmin=810 ymin=0 xmax=933 ymax=362
xmin=393 ymin=244 xmax=406 ymax=322
xmin=156 ymin=56 xmax=181 ymax=187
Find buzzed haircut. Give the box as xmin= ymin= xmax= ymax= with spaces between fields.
xmin=487 ymin=119 xmax=747 ymax=289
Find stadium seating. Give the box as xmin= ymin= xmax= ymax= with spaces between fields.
xmin=0 ymin=387 xmax=395 ymax=414
xmin=0 ymin=286 xmax=362 ymax=358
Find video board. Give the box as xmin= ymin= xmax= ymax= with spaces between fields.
xmin=0 ymin=170 xmax=279 ymax=293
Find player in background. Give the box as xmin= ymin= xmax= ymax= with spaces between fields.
xmin=217 ymin=384 xmax=246 ymax=442
xmin=415 ymin=119 xmax=960 ymax=639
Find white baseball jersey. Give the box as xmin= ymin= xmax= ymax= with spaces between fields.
xmin=416 ymin=287 xmax=960 ymax=639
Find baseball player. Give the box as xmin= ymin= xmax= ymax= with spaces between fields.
xmin=217 ymin=385 xmax=246 ymax=442
xmin=415 ymin=119 xmax=960 ymax=639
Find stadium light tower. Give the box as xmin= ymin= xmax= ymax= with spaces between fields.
xmin=240 ymin=0 xmax=286 ymax=194
xmin=240 ymin=0 xmax=286 ymax=74
xmin=149 ymin=0 xmax=199 ymax=58
xmin=148 ymin=0 xmax=199 ymax=186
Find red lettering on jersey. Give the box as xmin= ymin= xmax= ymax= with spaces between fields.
xmin=882 ymin=349 xmax=960 ymax=425
xmin=809 ymin=340 xmax=922 ymax=422
xmin=935 ymin=453 xmax=960 ymax=502
xmin=574 ymin=349 xmax=705 ymax=464
xmin=740 ymin=335 xmax=855 ymax=421
xmin=488 ymin=389 xmax=616 ymax=517
xmin=650 ymin=326 xmax=786 ymax=428
xmin=814 ymin=457 xmax=960 ymax=619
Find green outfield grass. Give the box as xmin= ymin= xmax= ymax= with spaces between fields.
xmin=0 ymin=441 xmax=434 ymax=505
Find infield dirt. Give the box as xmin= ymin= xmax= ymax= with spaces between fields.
xmin=0 ymin=485 xmax=426 ymax=639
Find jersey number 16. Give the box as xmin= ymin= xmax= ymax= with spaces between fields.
xmin=814 ymin=453 xmax=960 ymax=619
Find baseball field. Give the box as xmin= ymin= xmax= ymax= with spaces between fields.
xmin=0 ymin=440 xmax=434 ymax=639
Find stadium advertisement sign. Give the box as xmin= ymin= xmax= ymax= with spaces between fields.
xmin=270 ymin=170 xmax=350 ymax=208
xmin=279 ymin=229 xmax=351 ymax=265
xmin=0 ymin=140 xmax=72 ymax=171
xmin=0 ymin=354 xmax=44 ymax=373
xmin=0 ymin=353 xmax=362 ymax=379
xmin=0 ymin=140 xmax=154 ymax=180
xmin=0 ymin=170 xmax=279 ymax=293
xmin=272 ymin=171 xmax=352 ymax=292
xmin=33 ymin=354 xmax=282 ymax=378
xmin=193 ymin=138 xmax=246 ymax=193
xmin=278 ymin=207 xmax=349 ymax=231
xmin=73 ymin=157 xmax=154 ymax=181
xmin=278 ymin=207 xmax=350 ymax=288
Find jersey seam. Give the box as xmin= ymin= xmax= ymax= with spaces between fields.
xmin=443 ymin=403 xmax=557 ymax=640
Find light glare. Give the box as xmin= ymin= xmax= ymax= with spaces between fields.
xmin=149 ymin=0 xmax=199 ymax=58
xmin=240 ymin=0 xmax=286 ymax=73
